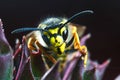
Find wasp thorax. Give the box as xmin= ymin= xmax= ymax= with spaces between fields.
xmin=50 ymin=35 xmax=63 ymax=47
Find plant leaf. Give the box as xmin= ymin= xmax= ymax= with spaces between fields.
xmin=115 ymin=75 xmax=120 ymax=80
xmin=15 ymin=36 xmax=31 ymax=80
xmin=0 ymin=19 xmax=13 ymax=80
xmin=30 ymin=50 xmax=47 ymax=79
xmin=41 ymin=61 xmax=61 ymax=80
xmin=62 ymin=51 xmax=82 ymax=80
xmin=83 ymin=68 xmax=96 ymax=80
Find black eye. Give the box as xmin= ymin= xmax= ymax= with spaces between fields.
xmin=62 ymin=29 xmax=68 ymax=41
xmin=42 ymin=35 xmax=50 ymax=46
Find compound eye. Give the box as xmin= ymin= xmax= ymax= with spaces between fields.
xmin=42 ymin=35 xmax=50 ymax=46
xmin=62 ymin=29 xmax=68 ymax=41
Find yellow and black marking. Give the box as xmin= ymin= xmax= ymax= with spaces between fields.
xmin=11 ymin=10 xmax=93 ymax=67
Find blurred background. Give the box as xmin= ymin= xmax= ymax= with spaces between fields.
xmin=0 ymin=0 xmax=120 ymax=80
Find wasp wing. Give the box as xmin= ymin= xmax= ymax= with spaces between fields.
xmin=69 ymin=23 xmax=86 ymax=38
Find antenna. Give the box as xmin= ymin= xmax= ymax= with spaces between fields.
xmin=60 ymin=10 xmax=94 ymax=28
xmin=11 ymin=28 xmax=43 ymax=34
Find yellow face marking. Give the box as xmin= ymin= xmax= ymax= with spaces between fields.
xmin=49 ymin=28 xmax=59 ymax=34
xmin=60 ymin=27 xmax=66 ymax=35
xmin=59 ymin=42 xmax=66 ymax=53
xmin=50 ymin=36 xmax=63 ymax=47
xmin=50 ymin=37 xmax=55 ymax=45
xmin=56 ymin=36 xmax=63 ymax=45
xmin=50 ymin=42 xmax=66 ymax=54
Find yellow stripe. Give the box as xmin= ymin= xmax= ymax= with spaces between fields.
xmin=60 ymin=27 xmax=66 ymax=35
xmin=49 ymin=28 xmax=59 ymax=34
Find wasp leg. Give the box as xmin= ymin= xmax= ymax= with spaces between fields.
xmin=72 ymin=26 xmax=88 ymax=67
xmin=35 ymin=40 xmax=57 ymax=64
xmin=28 ymin=37 xmax=37 ymax=51
xmin=28 ymin=37 xmax=57 ymax=64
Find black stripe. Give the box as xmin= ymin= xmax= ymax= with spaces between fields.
xmin=66 ymin=36 xmax=74 ymax=48
xmin=42 ymin=35 xmax=51 ymax=46
xmin=45 ymin=24 xmax=62 ymax=30
xmin=57 ymin=48 xmax=62 ymax=54
xmin=63 ymin=29 xmax=68 ymax=41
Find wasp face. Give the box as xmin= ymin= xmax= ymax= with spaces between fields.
xmin=42 ymin=25 xmax=68 ymax=54
xmin=11 ymin=10 xmax=93 ymax=66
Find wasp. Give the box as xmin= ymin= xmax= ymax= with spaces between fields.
xmin=12 ymin=10 xmax=93 ymax=67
